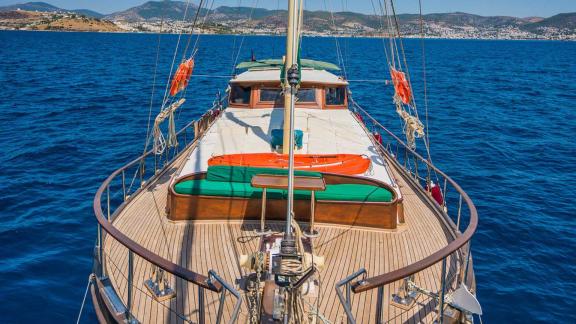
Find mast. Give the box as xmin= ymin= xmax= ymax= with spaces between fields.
xmin=281 ymin=0 xmax=301 ymax=248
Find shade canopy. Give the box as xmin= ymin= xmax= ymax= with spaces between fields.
xmin=237 ymin=58 xmax=340 ymax=71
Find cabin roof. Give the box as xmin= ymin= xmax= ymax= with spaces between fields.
xmin=231 ymin=68 xmax=348 ymax=85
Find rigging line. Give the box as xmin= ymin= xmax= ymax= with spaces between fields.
xmin=323 ymin=0 xmax=347 ymax=79
xmin=190 ymin=0 xmax=217 ymax=57
xmin=75 ymin=274 xmax=92 ymax=324
xmin=160 ymin=0 xmax=195 ymax=110
xmin=141 ymin=0 xmax=169 ymax=159
xmin=230 ymin=0 xmax=261 ymax=75
xmin=419 ymin=0 xmax=434 ymax=164
xmin=182 ymin=0 xmax=207 ymax=60
xmin=177 ymin=0 xmax=218 ymax=121
xmin=389 ymin=0 xmax=420 ymax=117
xmin=229 ymin=0 xmax=241 ymax=73
xmin=369 ymin=0 xmax=391 ymax=71
xmin=379 ymin=0 xmax=397 ymax=69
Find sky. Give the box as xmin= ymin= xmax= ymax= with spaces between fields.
xmin=0 ymin=0 xmax=574 ymax=17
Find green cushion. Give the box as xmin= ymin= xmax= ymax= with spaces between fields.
xmin=174 ymin=179 xmax=284 ymax=199
xmin=316 ymin=184 xmax=394 ymax=202
xmin=288 ymin=184 xmax=394 ymax=202
xmin=206 ymin=165 xmax=322 ymax=183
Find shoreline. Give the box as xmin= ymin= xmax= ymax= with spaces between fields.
xmin=1 ymin=28 xmax=574 ymax=41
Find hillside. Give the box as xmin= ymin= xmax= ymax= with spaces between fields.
xmin=522 ymin=12 xmax=576 ymax=30
xmin=106 ymin=1 xmax=206 ymax=21
xmin=0 ymin=9 xmax=121 ymax=31
xmin=0 ymin=1 xmax=103 ymax=18
xmin=0 ymin=1 xmax=575 ymax=39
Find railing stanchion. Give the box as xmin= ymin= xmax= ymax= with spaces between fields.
xmin=463 ymin=242 xmax=472 ymax=283
xmin=126 ymin=250 xmax=134 ymax=322
xmin=456 ymin=194 xmax=463 ymax=230
xmin=375 ymin=286 xmax=384 ymax=324
xmin=106 ymin=185 xmax=111 ymax=222
xmin=414 ymin=154 xmax=419 ymax=181
xmin=438 ymin=257 xmax=447 ymax=324
xmin=346 ymin=282 xmax=353 ymax=324
xmin=139 ymin=160 xmax=144 ymax=187
xmin=122 ymin=170 xmax=126 ymax=201
xmin=215 ymin=290 xmax=226 ymax=324
xmin=98 ymin=224 xmax=105 ymax=276
xmin=442 ymin=178 xmax=448 ymax=208
xmin=198 ymin=286 xmax=205 ymax=324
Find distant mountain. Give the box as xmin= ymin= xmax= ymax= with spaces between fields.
xmin=522 ymin=12 xmax=576 ymax=30
xmin=106 ymin=1 xmax=206 ymax=21
xmin=0 ymin=1 xmax=103 ymax=18
xmin=0 ymin=1 xmax=59 ymax=12
xmin=71 ymin=9 xmax=104 ymax=19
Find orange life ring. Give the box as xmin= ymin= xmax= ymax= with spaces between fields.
xmin=390 ymin=67 xmax=412 ymax=105
xmin=169 ymin=58 xmax=195 ymax=96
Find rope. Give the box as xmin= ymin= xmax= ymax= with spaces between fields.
xmin=75 ymin=274 xmax=93 ymax=324
xmin=396 ymin=99 xmax=424 ymax=149
xmin=230 ymin=0 xmax=261 ymax=75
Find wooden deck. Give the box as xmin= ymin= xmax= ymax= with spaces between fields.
xmin=102 ymin=150 xmax=460 ymax=323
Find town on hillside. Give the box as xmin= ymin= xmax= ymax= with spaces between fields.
xmin=0 ymin=1 xmax=575 ymax=40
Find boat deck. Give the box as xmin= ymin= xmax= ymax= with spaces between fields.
xmin=102 ymin=148 xmax=459 ymax=323
xmin=178 ymin=108 xmax=397 ymax=193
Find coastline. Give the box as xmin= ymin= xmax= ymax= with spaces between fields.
xmin=1 ymin=28 xmax=575 ymax=41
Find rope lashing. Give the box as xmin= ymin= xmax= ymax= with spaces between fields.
xmin=395 ymin=97 xmax=424 ymax=149
xmin=153 ymin=99 xmax=186 ymax=155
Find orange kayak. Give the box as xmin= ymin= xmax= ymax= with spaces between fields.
xmin=207 ymin=153 xmax=371 ymax=175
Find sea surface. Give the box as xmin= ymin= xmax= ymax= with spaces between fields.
xmin=0 ymin=31 xmax=575 ymax=323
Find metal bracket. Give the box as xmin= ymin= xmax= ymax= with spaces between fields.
xmin=144 ymin=267 xmax=176 ymax=302
xmin=390 ymin=275 xmax=420 ymax=310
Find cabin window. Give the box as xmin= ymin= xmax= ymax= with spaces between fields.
xmin=230 ymin=85 xmax=251 ymax=105
xmin=326 ymin=87 xmax=346 ymax=105
xmin=297 ymin=88 xmax=316 ymax=103
xmin=260 ymin=88 xmax=284 ymax=102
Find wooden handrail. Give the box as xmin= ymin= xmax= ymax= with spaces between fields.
xmin=350 ymin=100 xmax=478 ymax=293
xmin=93 ymin=118 xmax=223 ymax=293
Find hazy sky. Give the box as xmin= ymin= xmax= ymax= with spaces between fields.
xmin=0 ymin=0 xmax=574 ymax=17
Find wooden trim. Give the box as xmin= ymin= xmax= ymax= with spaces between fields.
xmin=167 ymin=172 xmax=400 ymax=229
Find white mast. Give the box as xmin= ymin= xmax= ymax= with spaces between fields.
xmin=281 ymin=0 xmax=301 ymax=245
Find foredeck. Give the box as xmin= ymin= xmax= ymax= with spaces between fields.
xmin=102 ymin=147 xmax=458 ymax=323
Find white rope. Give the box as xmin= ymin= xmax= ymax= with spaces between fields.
xmin=75 ymin=274 xmax=93 ymax=324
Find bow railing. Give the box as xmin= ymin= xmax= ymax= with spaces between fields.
xmin=92 ymin=96 xmax=242 ymax=323
xmin=337 ymin=98 xmax=479 ymax=323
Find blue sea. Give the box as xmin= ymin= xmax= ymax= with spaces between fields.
xmin=0 ymin=31 xmax=575 ymax=323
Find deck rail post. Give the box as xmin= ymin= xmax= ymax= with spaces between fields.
xmin=375 ymin=286 xmax=384 ymax=324
xmin=335 ymin=268 xmax=366 ymax=324
xmin=139 ymin=159 xmax=144 ymax=187
xmin=122 ymin=170 xmax=126 ymax=201
xmin=98 ymin=224 xmax=105 ymax=277
xmin=438 ymin=257 xmax=447 ymax=324
xmin=215 ymin=290 xmax=226 ymax=324
xmin=106 ymin=185 xmax=111 ymax=222
xmin=456 ymin=194 xmax=463 ymax=231
xmin=442 ymin=178 xmax=448 ymax=208
xmin=127 ymin=250 xmax=134 ymax=323
xmin=198 ymin=287 xmax=205 ymax=324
